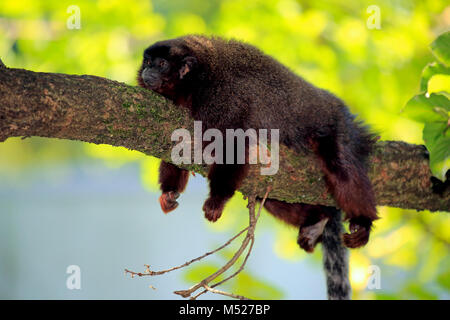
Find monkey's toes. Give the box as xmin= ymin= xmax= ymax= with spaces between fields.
xmin=202 ymin=198 xmax=225 ymax=222
xmin=297 ymin=218 xmax=329 ymax=253
xmin=343 ymin=224 xmax=370 ymax=248
xmin=159 ymin=191 xmax=180 ymax=214
xmin=297 ymin=234 xmax=316 ymax=253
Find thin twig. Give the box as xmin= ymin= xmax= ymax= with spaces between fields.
xmin=202 ymin=284 xmax=250 ymax=300
xmin=126 ymin=186 xmax=271 ymax=300
xmin=124 ymin=226 xmax=250 ymax=277
xmin=191 ymin=187 xmax=270 ymax=299
xmin=174 ymin=186 xmax=270 ymax=299
xmin=191 ymin=237 xmax=255 ymax=300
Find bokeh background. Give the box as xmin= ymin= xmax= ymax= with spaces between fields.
xmin=0 ymin=0 xmax=449 ymax=299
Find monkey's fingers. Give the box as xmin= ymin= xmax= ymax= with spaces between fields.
xmin=159 ymin=191 xmax=180 ymax=214
xmin=342 ymin=224 xmax=370 ymax=248
xmin=202 ymin=197 xmax=224 ymax=222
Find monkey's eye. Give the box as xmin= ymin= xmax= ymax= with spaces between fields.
xmin=159 ymin=59 xmax=168 ymax=69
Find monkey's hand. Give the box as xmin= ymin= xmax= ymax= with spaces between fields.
xmin=342 ymin=218 xmax=371 ymax=248
xmin=159 ymin=191 xmax=180 ymax=214
xmin=202 ymin=197 xmax=225 ymax=222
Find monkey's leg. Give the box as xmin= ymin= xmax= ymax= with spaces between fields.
xmin=262 ymin=199 xmax=333 ymax=253
xmin=158 ymin=161 xmax=190 ymax=213
xmin=262 ymin=199 xmax=304 ymax=226
xmin=203 ymin=163 xmax=249 ymax=222
xmin=312 ymin=134 xmax=378 ymax=248
xmin=298 ymin=218 xmax=329 ymax=253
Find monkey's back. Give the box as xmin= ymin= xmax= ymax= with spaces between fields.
xmin=182 ymin=36 xmax=373 ymax=153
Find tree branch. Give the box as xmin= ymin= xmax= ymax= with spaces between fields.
xmin=0 ymin=64 xmax=449 ymax=211
xmin=124 ymin=187 xmax=270 ymax=300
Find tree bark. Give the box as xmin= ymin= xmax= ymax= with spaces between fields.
xmin=0 ymin=63 xmax=449 ymax=212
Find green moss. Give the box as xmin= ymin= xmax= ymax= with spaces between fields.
xmin=149 ymin=130 xmax=161 ymax=140
xmin=308 ymin=177 xmax=318 ymax=184
xmin=189 ymin=163 xmax=205 ymax=173
xmin=118 ymin=85 xmax=141 ymax=95
xmin=102 ymin=118 xmax=113 ymax=126
xmin=133 ymin=103 xmax=163 ymax=121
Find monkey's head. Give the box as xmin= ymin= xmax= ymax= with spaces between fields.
xmin=137 ymin=38 xmax=201 ymax=99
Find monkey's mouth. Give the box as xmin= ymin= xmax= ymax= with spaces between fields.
xmin=143 ymin=77 xmax=162 ymax=89
xmin=141 ymin=69 xmax=162 ymax=89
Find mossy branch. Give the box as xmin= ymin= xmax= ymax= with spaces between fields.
xmin=0 ymin=63 xmax=449 ymax=212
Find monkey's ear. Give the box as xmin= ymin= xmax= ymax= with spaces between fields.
xmin=179 ymin=56 xmax=197 ymax=79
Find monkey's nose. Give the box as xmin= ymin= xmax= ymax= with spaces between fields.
xmin=142 ymin=74 xmax=161 ymax=88
xmin=141 ymin=69 xmax=158 ymax=85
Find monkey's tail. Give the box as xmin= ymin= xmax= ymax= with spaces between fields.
xmin=321 ymin=209 xmax=351 ymax=300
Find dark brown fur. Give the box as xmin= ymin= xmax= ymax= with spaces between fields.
xmin=158 ymin=162 xmax=189 ymax=213
xmin=137 ymin=35 xmax=379 ymax=250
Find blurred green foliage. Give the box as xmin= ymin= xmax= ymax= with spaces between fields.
xmin=402 ymin=31 xmax=449 ymax=181
xmin=0 ymin=0 xmax=449 ymax=299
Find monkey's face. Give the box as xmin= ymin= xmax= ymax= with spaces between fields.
xmin=137 ymin=41 xmax=197 ymax=99
xmin=140 ymin=56 xmax=170 ymax=90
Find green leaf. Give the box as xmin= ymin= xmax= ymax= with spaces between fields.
xmin=402 ymin=93 xmax=450 ymax=123
xmin=423 ymin=122 xmax=448 ymax=146
xmin=431 ymin=31 xmax=450 ymax=66
xmin=423 ymin=121 xmax=449 ymax=180
xmin=426 ymin=134 xmax=450 ymax=181
xmin=427 ymin=74 xmax=450 ymax=94
xmin=420 ymin=62 xmax=450 ymax=92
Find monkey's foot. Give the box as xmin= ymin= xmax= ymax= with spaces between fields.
xmin=159 ymin=191 xmax=180 ymax=214
xmin=343 ymin=221 xmax=370 ymax=248
xmin=297 ymin=218 xmax=329 ymax=253
xmin=202 ymin=197 xmax=225 ymax=222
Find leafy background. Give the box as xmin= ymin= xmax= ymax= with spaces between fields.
xmin=0 ymin=0 xmax=449 ymax=299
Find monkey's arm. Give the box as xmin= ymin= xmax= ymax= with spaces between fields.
xmin=158 ymin=161 xmax=190 ymax=213
xmin=203 ymin=163 xmax=249 ymax=222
